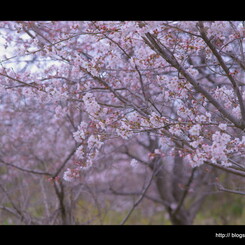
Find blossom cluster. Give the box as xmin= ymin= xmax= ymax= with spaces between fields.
xmin=0 ymin=21 xmax=244 ymax=185
xmin=82 ymin=92 xmax=108 ymax=122
xmin=73 ymin=121 xmax=88 ymax=142
xmin=187 ymin=129 xmax=245 ymax=167
xmin=63 ymin=168 xmax=80 ymax=182
xmin=115 ymin=110 xmax=169 ymax=140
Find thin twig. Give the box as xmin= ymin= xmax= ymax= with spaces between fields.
xmin=120 ymin=159 xmax=163 ymax=225
xmin=0 ymin=159 xmax=52 ymax=177
xmin=217 ymin=185 xmax=245 ymax=195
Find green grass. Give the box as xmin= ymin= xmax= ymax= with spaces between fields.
xmin=1 ymin=192 xmax=244 ymax=225
xmin=73 ymin=200 xmax=171 ymax=225
xmin=194 ymin=193 xmax=245 ymax=225
xmin=73 ymin=196 xmax=245 ymax=225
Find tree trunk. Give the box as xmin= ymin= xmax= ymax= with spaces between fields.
xmin=169 ymin=208 xmax=193 ymax=225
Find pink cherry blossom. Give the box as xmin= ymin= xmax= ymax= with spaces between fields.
xmin=0 ymin=21 xmax=245 ymax=225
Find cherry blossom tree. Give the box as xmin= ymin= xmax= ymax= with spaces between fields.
xmin=0 ymin=21 xmax=244 ymax=224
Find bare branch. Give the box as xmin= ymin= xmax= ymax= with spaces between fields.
xmin=217 ymin=185 xmax=245 ymax=195
xmin=52 ymin=145 xmax=78 ymax=178
xmin=204 ymin=161 xmax=245 ymax=178
xmin=120 ymin=159 xmax=163 ymax=225
xmin=109 ymin=188 xmax=170 ymax=206
xmin=172 ymin=167 xmax=197 ymax=216
xmin=0 ymin=159 xmax=52 ymax=177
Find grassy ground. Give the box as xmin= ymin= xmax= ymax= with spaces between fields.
xmin=1 ymin=192 xmax=244 ymax=225
xmin=73 ymin=195 xmax=245 ymax=225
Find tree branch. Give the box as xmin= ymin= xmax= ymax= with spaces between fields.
xmin=198 ymin=21 xmax=245 ymax=125
xmin=0 ymin=159 xmax=52 ymax=177
xmin=109 ymin=188 xmax=170 ymax=206
xmin=204 ymin=160 xmax=245 ymax=178
xmin=172 ymin=167 xmax=197 ymax=216
xmin=120 ymin=159 xmax=163 ymax=225
xmin=144 ymin=32 xmax=243 ymax=129
xmin=217 ymin=185 xmax=245 ymax=195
